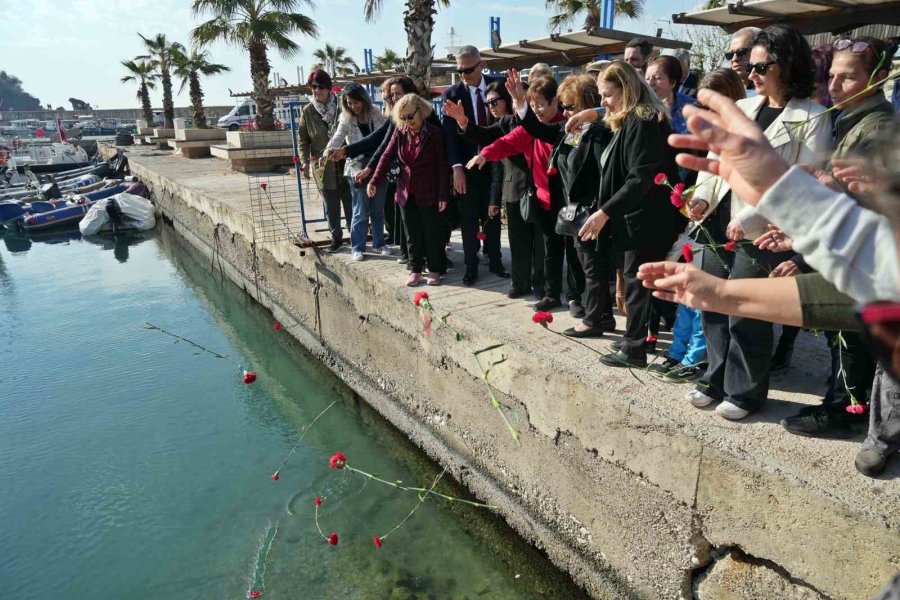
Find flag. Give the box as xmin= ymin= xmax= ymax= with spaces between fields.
xmin=56 ymin=118 xmax=67 ymax=143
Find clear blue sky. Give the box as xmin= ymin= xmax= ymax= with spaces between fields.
xmin=0 ymin=0 xmax=702 ymax=110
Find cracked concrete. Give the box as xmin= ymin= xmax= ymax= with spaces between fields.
xmin=121 ymin=146 xmax=900 ymax=599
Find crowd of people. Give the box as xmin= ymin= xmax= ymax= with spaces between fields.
xmin=295 ymin=25 xmax=900 ymax=479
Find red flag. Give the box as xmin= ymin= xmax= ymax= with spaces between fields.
xmin=56 ymin=118 xmax=67 ymax=143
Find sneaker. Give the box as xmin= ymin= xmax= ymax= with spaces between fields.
xmin=426 ymin=273 xmax=441 ymax=286
xmin=325 ymin=240 xmax=342 ymax=253
xmin=534 ymin=297 xmax=562 ymax=312
xmin=671 ymin=364 xmax=705 ymax=380
xmin=351 ymin=251 xmax=365 ymax=262
xmin=397 ymin=254 xmax=409 ymax=265
xmin=406 ymin=272 xmax=422 ymax=287
xmin=377 ymin=246 xmax=394 ymax=256
xmin=855 ymin=449 xmax=888 ymax=478
xmin=715 ymin=400 xmax=750 ymax=420
xmin=649 ymin=357 xmax=682 ymax=374
xmin=568 ymin=300 xmax=586 ymax=319
xmin=685 ymin=389 xmax=715 ymax=408
xmin=780 ymin=406 xmax=861 ymax=439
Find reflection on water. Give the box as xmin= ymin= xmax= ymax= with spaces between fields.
xmin=0 ymin=223 xmax=589 ymax=600
xmin=1 ymin=224 xmax=153 ymax=263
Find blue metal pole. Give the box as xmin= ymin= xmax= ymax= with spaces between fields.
xmin=287 ymin=100 xmax=309 ymax=238
xmin=489 ymin=16 xmax=500 ymax=47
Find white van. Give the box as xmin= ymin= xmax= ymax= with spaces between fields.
xmin=217 ymin=99 xmax=256 ymax=130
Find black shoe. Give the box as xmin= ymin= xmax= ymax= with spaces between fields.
xmin=855 ymin=449 xmax=888 ymax=477
xmin=598 ymin=316 xmax=616 ymax=332
xmin=649 ymin=357 xmax=682 ymax=374
xmin=780 ymin=405 xmax=863 ymax=439
xmin=534 ymin=296 xmax=562 ymax=312
xmin=563 ymin=326 xmax=605 ymax=338
xmin=397 ymin=254 xmax=409 ymax=265
xmin=568 ymin=300 xmax=586 ymax=319
xmin=463 ymin=269 xmax=478 ymax=286
xmin=490 ymin=266 xmax=511 ymax=279
xmin=599 ymin=350 xmax=647 ymax=368
xmin=507 ymin=287 xmax=530 ymax=299
xmin=325 ymin=240 xmax=342 ymax=253
xmin=612 ymin=338 xmax=656 ymax=353
xmin=671 ymin=364 xmax=705 ymax=380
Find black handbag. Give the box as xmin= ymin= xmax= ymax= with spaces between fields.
xmin=555 ymin=202 xmax=590 ymax=237
xmin=519 ymin=168 xmax=539 ymax=224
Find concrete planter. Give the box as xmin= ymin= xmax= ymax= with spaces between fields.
xmin=225 ymin=130 xmax=293 ymax=149
xmin=175 ymin=128 xmax=227 ymax=142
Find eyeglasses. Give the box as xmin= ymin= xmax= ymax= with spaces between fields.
xmin=399 ymin=107 xmax=420 ymax=122
xmin=833 ymin=39 xmax=874 ymax=54
xmin=485 ymin=97 xmax=503 ymax=108
xmin=857 ymin=301 xmax=900 ymax=379
xmin=455 ymin=64 xmax=480 ymax=75
xmin=559 ymin=102 xmax=576 ymax=112
xmin=310 ymin=84 xmax=328 ymax=91
xmin=744 ymin=61 xmax=778 ymax=75
xmin=724 ymin=47 xmax=751 ymax=61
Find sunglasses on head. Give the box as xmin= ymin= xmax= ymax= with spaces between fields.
xmin=559 ymin=102 xmax=576 ymax=112
xmin=744 ymin=60 xmax=778 ymax=75
xmin=725 ymin=47 xmax=751 ymax=61
xmin=399 ymin=107 xmax=420 ymax=122
xmin=833 ymin=38 xmax=874 ymax=54
xmin=485 ymin=97 xmax=503 ymax=107
xmin=456 ymin=64 xmax=480 ymax=75
xmin=858 ymin=301 xmax=900 ymax=379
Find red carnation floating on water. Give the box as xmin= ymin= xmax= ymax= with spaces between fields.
xmin=242 ymin=371 xmax=257 ymax=384
xmin=476 ymin=231 xmax=487 ymax=241
xmin=327 ymin=532 xmax=339 ymax=546
xmin=329 ymin=451 xmax=347 ymax=470
xmin=315 ymin=496 xmax=322 ymax=507
xmin=248 ymin=591 xmax=262 ymax=599
xmin=273 ymin=321 xmax=282 ymax=331
xmin=724 ymin=240 xmax=737 ymax=252
xmin=681 ymin=243 xmax=694 ymax=263
xmin=654 ymin=173 xmax=668 ymax=186
xmin=271 ymin=471 xmax=280 ymax=481
xmin=846 ymin=403 xmax=867 ymax=415
xmin=373 ymin=535 xmax=383 ymax=549
xmin=532 ymin=311 xmax=554 ymax=327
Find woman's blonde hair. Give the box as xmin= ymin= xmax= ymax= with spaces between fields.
xmin=599 ymin=60 xmax=670 ymax=131
xmin=391 ymin=93 xmax=433 ymax=126
xmin=557 ymin=74 xmax=600 ymax=112
xmin=339 ymin=83 xmax=374 ymax=123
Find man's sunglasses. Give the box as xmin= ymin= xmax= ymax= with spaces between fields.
xmin=725 ymin=47 xmax=750 ymax=61
xmin=456 ymin=64 xmax=480 ymax=75
xmin=833 ymin=39 xmax=874 ymax=54
xmin=743 ymin=60 xmax=778 ymax=75
xmin=858 ymin=301 xmax=900 ymax=379
xmin=399 ymin=107 xmax=420 ymax=122
xmin=485 ymin=97 xmax=503 ymax=108
xmin=559 ymin=102 xmax=576 ymax=112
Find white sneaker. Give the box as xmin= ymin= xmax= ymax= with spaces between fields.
xmin=715 ymin=400 xmax=750 ymax=420
xmin=685 ymin=389 xmax=715 ymax=408
xmin=377 ymin=246 xmax=394 ymax=256
xmin=351 ymin=251 xmax=365 ymax=262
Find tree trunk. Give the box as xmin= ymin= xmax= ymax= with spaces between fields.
xmin=249 ymin=42 xmax=276 ymax=131
xmin=139 ymin=82 xmax=154 ymax=126
xmin=189 ymin=72 xmax=207 ymax=129
xmin=403 ymin=0 xmax=436 ymax=96
xmin=161 ymin=66 xmax=174 ymax=129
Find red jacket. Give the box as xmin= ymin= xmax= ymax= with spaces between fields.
xmin=372 ymin=122 xmax=450 ymax=208
xmin=480 ymin=112 xmax=566 ymax=211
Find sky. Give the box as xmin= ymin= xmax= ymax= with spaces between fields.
xmin=0 ymin=0 xmax=704 ymax=110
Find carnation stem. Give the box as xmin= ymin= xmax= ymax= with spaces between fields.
xmin=145 ymin=321 xmax=240 ymax=367
xmin=343 ymin=465 xmax=497 ymax=509
xmin=379 ymin=469 xmax=447 ymax=542
xmin=273 ymin=401 xmax=337 ymax=473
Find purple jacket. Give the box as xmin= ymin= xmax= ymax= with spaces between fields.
xmin=372 ymin=122 xmax=450 ymax=208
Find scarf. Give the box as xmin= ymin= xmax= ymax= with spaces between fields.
xmin=313 ymin=94 xmax=338 ymax=130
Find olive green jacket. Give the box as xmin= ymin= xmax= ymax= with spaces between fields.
xmin=297 ymin=100 xmax=341 ymax=190
xmin=833 ymin=94 xmax=895 ymax=160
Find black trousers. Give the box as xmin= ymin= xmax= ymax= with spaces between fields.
xmin=620 ymin=236 xmax=675 ymax=358
xmin=575 ymin=229 xmax=613 ymax=328
xmin=535 ymin=206 xmax=565 ymax=300
xmin=458 ymin=168 xmax=492 ymax=270
xmin=823 ymin=330 xmax=876 ymax=408
xmin=401 ymin=199 xmax=446 ymax=275
xmin=322 ymin=181 xmax=352 ymax=243
xmin=479 ymin=200 xmax=503 ymax=271
xmin=565 ymin=235 xmax=586 ymax=303
xmin=384 ymin=181 xmax=407 ymax=255
xmin=506 ymin=200 xmax=544 ymax=294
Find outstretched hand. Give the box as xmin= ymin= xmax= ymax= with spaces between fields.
xmin=466 ymin=154 xmax=487 ymax=171
xmin=668 ymin=90 xmax=790 ymax=206
xmin=443 ymin=100 xmax=467 ymax=128
xmin=564 ymin=108 xmax=599 ymax=134
xmin=637 ymin=261 xmax=724 ymax=312
xmin=753 ymin=225 xmax=793 ymax=253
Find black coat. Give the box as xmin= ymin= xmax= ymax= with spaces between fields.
xmin=441 ymin=76 xmax=496 ymax=167
xmin=459 ymin=115 xmax=529 ymax=207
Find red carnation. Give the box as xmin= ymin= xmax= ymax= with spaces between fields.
xmin=670 ymin=183 xmax=686 ymax=208
xmin=724 ymin=240 xmax=737 ymax=252
xmin=271 ymin=471 xmax=280 ymax=481
xmin=846 ymin=403 xmax=867 ymax=415
xmin=645 ymin=335 xmax=658 ymax=343
xmin=327 ymin=532 xmax=339 ymax=546
xmin=248 ymin=591 xmax=262 ymax=599
xmin=260 ymin=183 xmax=268 ymax=190
xmin=292 ymin=155 xmax=300 ymax=164
xmin=532 ymin=311 xmax=554 ymax=327
xmin=315 ymin=496 xmax=322 ymax=507
xmin=373 ymin=535 xmax=383 ymax=549
xmin=329 ymin=451 xmax=347 ymax=469
xmin=681 ymin=243 xmax=694 ymax=263
xmin=413 ymin=291 xmax=430 ymax=307
xmin=476 ymin=231 xmax=487 ymax=241
xmin=547 ymin=166 xmax=559 ymax=176
xmin=242 ymin=371 xmax=257 ymax=384
xmin=654 ymin=173 xmax=668 ymax=186
xmin=274 ymin=322 xmax=282 ymax=331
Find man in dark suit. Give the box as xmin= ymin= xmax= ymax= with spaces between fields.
xmin=442 ymin=45 xmax=508 ymax=285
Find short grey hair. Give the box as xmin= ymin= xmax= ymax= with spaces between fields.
xmin=457 ymin=45 xmax=481 ymax=61
xmin=732 ymin=27 xmax=761 ymax=43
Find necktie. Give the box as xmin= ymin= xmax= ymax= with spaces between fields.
xmin=475 ymin=88 xmax=487 ymax=127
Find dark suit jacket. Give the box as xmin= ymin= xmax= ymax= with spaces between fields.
xmin=372 ymin=122 xmax=450 ymax=208
xmin=441 ymin=76 xmax=496 ymax=167
xmin=460 ymin=115 xmax=529 ymax=207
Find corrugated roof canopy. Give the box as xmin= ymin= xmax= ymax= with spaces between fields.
xmin=673 ymin=0 xmax=900 ymax=34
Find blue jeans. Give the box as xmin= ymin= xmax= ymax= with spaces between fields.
xmin=669 ymin=305 xmax=707 ymax=366
xmin=349 ymin=177 xmax=386 ymax=254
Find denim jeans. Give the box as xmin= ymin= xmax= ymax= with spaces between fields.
xmin=669 ymin=305 xmax=707 ymax=366
xmin=349 ymin=176 xmax=386 ymax=254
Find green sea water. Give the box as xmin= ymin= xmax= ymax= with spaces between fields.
xmin=0 ymin=225 xmax=587 ymax=600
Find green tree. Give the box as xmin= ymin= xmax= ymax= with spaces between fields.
xmin=138 ymin=33 xmax=183 ymax=129
xmin=192 ymin=0 xmax=318 ymax=131
xmin=173 ymin=48 xmax=230 ymax=128
xmin=373 ymin=48 xmax=404 ymax=72
xmin=313 ymin=43 xmax=359 ymax=76
xmin=545 ymin=0 xmax=644 ymax=33
xmin=363 ymin=0 xmax=450 ymax=95
xmin=120 ymin=59 xmax=158 ymax=125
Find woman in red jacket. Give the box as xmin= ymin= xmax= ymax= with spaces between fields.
xmin=368 ymin=94 xmax=450 ymax=286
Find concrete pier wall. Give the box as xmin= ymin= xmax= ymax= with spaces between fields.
xmin=125 ymin=147 xmax=900 ymax=600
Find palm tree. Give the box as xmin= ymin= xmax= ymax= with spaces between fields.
xmin=545 ymin=0 xmax=644 ymax=33
xmin=373 ymin=48 xmax=404 ymax=72
xmin=121 ymin=59 xmax=158 ymax=126
xmin=363 ymin=0 xmax=450 ymax=95
xmin=192 ymin=0 xmax=318 ymax=131
xmin=312 ymin=43 xmax=359 ymax=77
xmin=173 ymin=48 xmax=230 ymax=128
xmin=137 ymin=34 xmax=184 ymax=129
